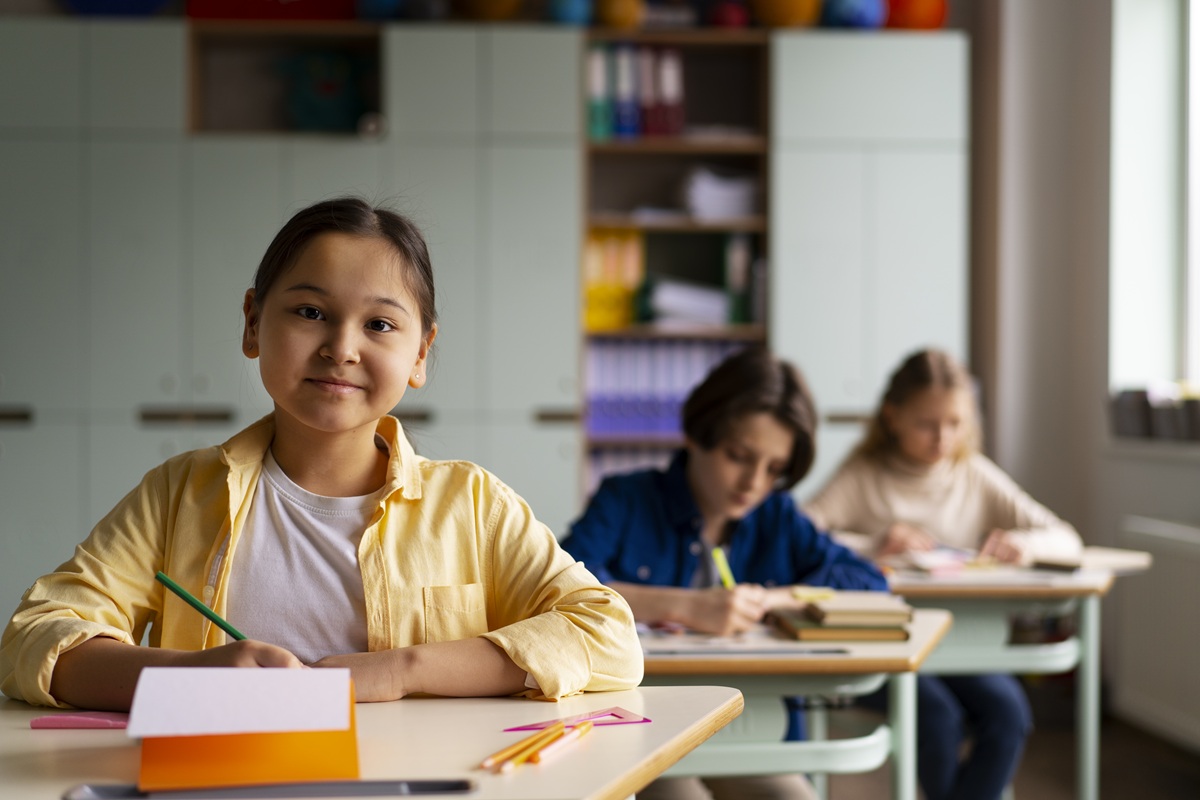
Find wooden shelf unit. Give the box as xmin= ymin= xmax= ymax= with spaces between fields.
xmin=187 ymin=19 xmax=383 ymax=133
xmin=582 ymin=29 xmax=771 ymax=490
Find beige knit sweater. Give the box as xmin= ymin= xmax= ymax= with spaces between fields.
xmin=804 ymin=452 xmax=1082 ymax=565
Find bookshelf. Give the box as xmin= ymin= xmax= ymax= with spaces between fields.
xmin=581 ymin=28 xmax=771 ymax=493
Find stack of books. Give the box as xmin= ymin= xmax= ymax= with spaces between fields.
xmin=771 ymin=591 xmax=914 ymax=642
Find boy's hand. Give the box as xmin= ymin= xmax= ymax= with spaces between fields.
xmin=684 ymin=584 xmax=767 ymax=637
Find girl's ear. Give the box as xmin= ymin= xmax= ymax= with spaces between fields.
xmin=242 ymin=289 xmax=260 ymax=358
xmin=408 ymin=324 xmax=438 ymax=388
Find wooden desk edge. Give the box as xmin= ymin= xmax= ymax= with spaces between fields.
xmin=593 ymin=688 xmax=744 ymax=800
xmin=910 ymin=607 xmax=954 ymax=669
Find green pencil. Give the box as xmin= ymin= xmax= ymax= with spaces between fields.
xmin=155 ymin=570 xmax=246 ymax=641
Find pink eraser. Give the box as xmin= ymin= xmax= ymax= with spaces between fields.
xmin=30 ymin=711 xmax=129 ymax=729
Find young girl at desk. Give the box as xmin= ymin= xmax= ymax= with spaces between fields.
xmin=0 ymin=197 xmax=642 ymax=711
xmin=804 ymin=348 xmax=1082 ymax=800
xmin=562 ymin=347 xmax=887 ymax=800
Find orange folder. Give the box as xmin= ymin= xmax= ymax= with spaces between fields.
xmin=128 ymin=668 xmax=359 ymax=792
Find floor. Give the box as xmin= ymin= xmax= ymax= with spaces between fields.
xmin=825 ymin=676 xmax=1200 ymax=800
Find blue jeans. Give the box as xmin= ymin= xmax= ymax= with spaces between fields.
xmin=860 ymin=674 xmax=1033 ymax=800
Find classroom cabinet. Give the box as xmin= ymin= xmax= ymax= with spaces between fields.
xmin=85 ymin=20 xmax=186 ymax=132
xmin=485 ymin=27 xmax=581 ymax=138
xmin=86 ymin=418 xmax=243 ymax=534
xmin=87 ymin=139 xmax=188 ymax=411
xmin=0 ymin=18 xmax=83 ymax=129
xmin=0 ymin=20 xmax=970 ymax=573
xmin=188 ymin=137 xmax=287 ymax=420
xmin=386 ymin=141 xmax=483 ymax=418
xmin=770 ymin=32 xmax=969 ymax=498
xmin=483 ymin=143 xmax=582 ymax=416
xmin=383 ymin=26 xmax=584 ymax=535
xmin=0 ymin=420 xmax=88 ymax=617
xmin=385 ymin=27 xmax=479 ymax=139
xmin=0 ymin=140 xmax=86 ymax=413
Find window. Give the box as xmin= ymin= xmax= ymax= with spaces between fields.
xmin=1109 ymin=0 xmax=1186 ymax=392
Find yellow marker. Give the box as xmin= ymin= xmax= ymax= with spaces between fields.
xmin=791 ymin=586 xmax=835 ymax=603
xmin=711 ymin=547 xmax=736 ymax=589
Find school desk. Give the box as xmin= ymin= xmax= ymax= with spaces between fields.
xmin=888 ymin=546 xmax=1152 ymax=800
xmin=639 ymin=607 xmax=953 ymax=800
xmin=0 ymin=684 xmax=743 ymax=800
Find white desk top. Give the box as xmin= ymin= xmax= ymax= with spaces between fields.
xmin=641 ymin=608 xmax=952 ymax=676
xmin=887 ymin=545 xmax=1151 ymax=599
xmin=888 ymin=567 xmax=1115 ymax=599
xmin=0 ymin=686 xmax=743 ymax=800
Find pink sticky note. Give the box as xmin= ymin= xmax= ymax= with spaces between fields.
xmin=30 ymin=711 xmax=129 ymax=729
xmin=504 ymin=706 xmax=651 ymax=732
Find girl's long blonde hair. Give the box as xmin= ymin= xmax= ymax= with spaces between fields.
xmin=854 ymin=349 xmax=981 ymax=462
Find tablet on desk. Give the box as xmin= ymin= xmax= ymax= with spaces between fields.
xmin=62 ymin=780 xmax=476 ymax=799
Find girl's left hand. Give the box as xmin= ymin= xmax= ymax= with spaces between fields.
xmin=979 ymin=529 xmax=1024 ymax=564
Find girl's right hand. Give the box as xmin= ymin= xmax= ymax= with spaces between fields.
xmin=176 ymin=640 xmax=304 ymax=669
xmin=878 ymin=522 xmax=937 ymax=556
xmin=686 ymin=585 xmax=767 ymax=637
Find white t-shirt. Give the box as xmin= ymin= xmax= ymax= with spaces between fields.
xmin=226 ymin=449 xmax=375 ymax=663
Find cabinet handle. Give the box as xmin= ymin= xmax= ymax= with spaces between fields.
xmin=392 ymin=409 xmax=434 ymax=424
xmin=0 ymin=406 xmax=34 ymax=424
xmin=139 ymin=407 xmax=236 ymax=425
xmin=534 ymin=409 xmax=582 ymax=424
xmin=824 ymin=412 xmax=872 ymax=425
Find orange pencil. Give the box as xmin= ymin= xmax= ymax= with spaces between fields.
xmin=479 ymin=721 xmax=565 ymax=771
xmin=530 ymin=720 xmax=594 ymax=763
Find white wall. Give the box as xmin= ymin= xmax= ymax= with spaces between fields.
xmin=976 ymin=0 xmax=1200 ymax=752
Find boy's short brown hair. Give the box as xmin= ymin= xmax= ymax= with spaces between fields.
xmin=681 ymin=347 xmax=818 ymax=491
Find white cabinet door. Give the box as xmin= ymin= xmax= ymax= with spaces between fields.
xmin=385 ymin=26 xmax=479 ymax=139
xmin=88 ymin=140 xmax=186 ymax=411
xmin=771 ymin=34 xmax=969 ymax=488
xmin=284 ymin=140 xmax=390 ymax=211
xmin=189 ymin=137 xmax=286 ymax=422
xmin=771 ymin=148 xmax=867 ymax=410
xmin=387 ymin=143 xmax=481 ymax=416
xmin=0 ymin=421 xmax=86 ymax=617
xmin=868 ymin=149 xmax=969 ymax=397
xmin=0 ymin=141 xmax=85 ymax=411
xmin=86 ymin=419 xmax=242 ymax=531
xmin=403 ymin=414 xmax=485 ymax=466
xmin=484 ymin=144 xmax=581 ymax=414
xmin=773 ymin=32 xmax=967 ymax=144
xmin=485 ymin=419 xmax=580 ymax=541
xmin=0 ymin=19 xmax=82 ymax=129
xmin=485 ymin=27 xmax=581 ymax=138
xmin=85 ymin=20 xmax=186 ymax=132
xmin=794 ymin=421 xmax=867 ymax=505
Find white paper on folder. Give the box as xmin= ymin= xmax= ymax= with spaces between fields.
xmin=127 ymin=667 xmax=351 ymax=738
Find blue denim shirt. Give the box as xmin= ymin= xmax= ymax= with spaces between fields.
xmin=562 ymin=450 xmax=888 ymax=592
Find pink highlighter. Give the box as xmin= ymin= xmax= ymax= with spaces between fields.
xmin=30 ymin=711 xmax=128 ymax=729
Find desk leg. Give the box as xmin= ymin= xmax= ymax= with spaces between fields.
xmin=890 ymin=672 xmax=917 ymax=800
xmin=1078 ymin=594 xmax=1100 ymax=800
xmin=808 ymin=706 xmax=828 ymax=800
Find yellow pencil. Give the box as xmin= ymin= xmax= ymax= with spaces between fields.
xmin=711 ymin=547 xmax=736 ymax=589
xmin=530 ymin=720 xmax=594 ymax=763
xmin=479 ymin=721 xmax=565 ymax=771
